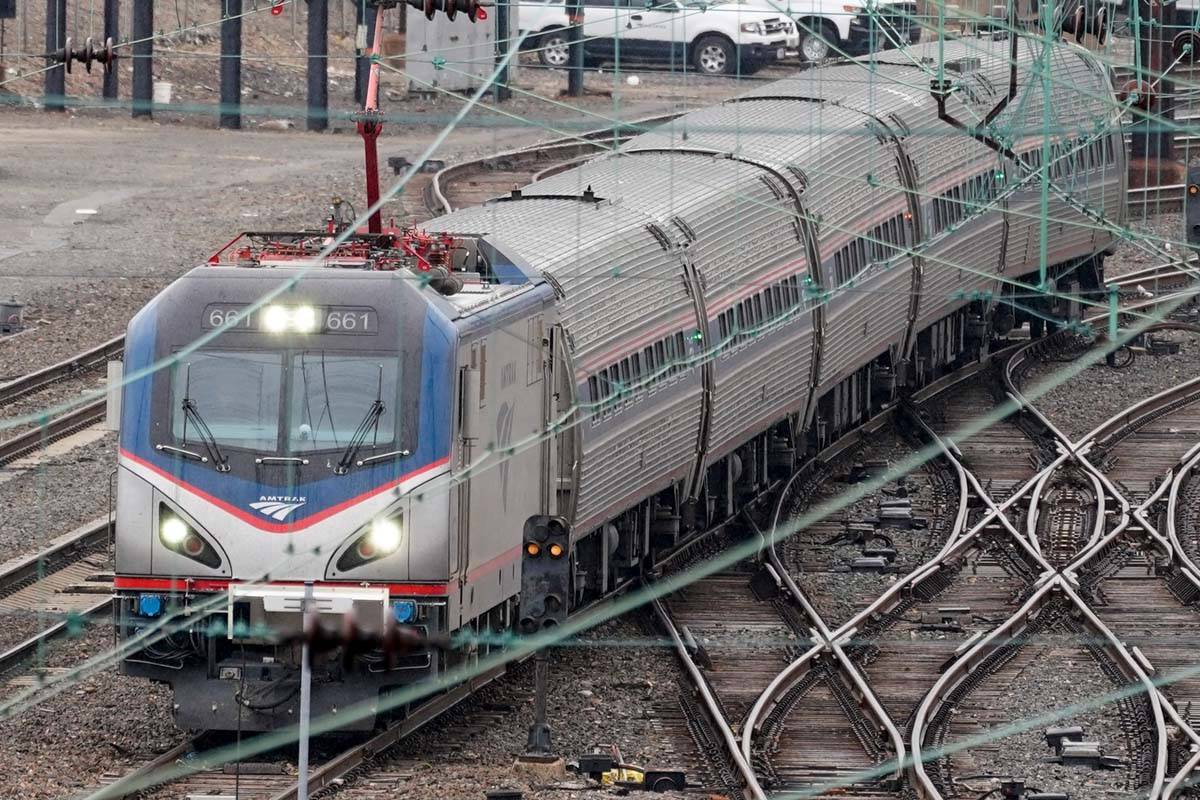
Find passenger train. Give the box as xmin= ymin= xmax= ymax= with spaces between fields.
xmin=113 ymin=36 xmax=1126 ymax=731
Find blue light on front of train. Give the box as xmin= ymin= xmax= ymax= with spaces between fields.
xmin=137 ymin=594 xmax=165 ymax=617
xmin=392 ymin=600 xmax=417 ymax=624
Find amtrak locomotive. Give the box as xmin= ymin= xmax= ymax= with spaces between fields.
xmin=113 ymin=37 xmax=1126 ymax=731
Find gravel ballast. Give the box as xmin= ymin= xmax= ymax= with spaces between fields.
xmin=0 ymin=433 xmax=117 ymax=563
xmin=948 ymin=636 xmax=1137 ymax=800
xmin=0 ymin=621 xmax=184 ymax=800
xmin=1018 ymin=330 xmax=1200 ymax=441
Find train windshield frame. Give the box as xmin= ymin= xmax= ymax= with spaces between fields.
xmin=168 ymin=347 xmax=402 ymax=460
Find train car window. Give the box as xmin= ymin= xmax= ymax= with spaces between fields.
xmin=289 ymin=353 xmax=398 ymax=451
xmin=673 ymin=332 xmax=688 ymax=371
xmin=171 ymin=351 xmax=283 ymax=452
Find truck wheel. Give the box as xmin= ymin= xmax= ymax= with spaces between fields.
xmin=693 ymin=35 xmax=736 ymax=75
xmin=537 ymin=28 xmax=571 ymax=68
xmin=798 ymin=22 xmax=836 ymax=62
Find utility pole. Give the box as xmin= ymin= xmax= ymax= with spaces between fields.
xmin=102 ymin=0 xmax=119 ymax=99
xmin=354 ymin=0 xmax=377 ymax=105
xmin=495 ymin=0 xmax=511 ymax=101
xmin=43 ymin=0 xmax=66 ymax=110
xmin=220 ymin=0 xmax=243 ymax=129
xmin=131 ymin=0 xmax=153 ymax=117
xmin=567 ymin=0 xmax=582 ymax=96
xmin=1129 ymin=0 xmax=1180 ymax=185
xmin=307 ymin=0 xmax=329 ymax=132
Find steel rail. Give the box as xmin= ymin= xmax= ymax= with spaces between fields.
xmin=0 ymin=397 xmax=107 ymax=467
xmin=908 ymin=573 xmax=1169 ymax=799
xmin=0 ymin=334 xmax=124 ymax=404
xmin=265 ymin=661 xmax=510 ymax=800
xmin=739 ymin=421 xmax=909 ymax=787
xmin=0 ymin=597 xmax=113 ymax=679
xmin=0 ymin=518 xmax=112 ymax=601
xmin=650 ymin=595 xmax=768 ymax=800
xmin=93 ymin=735 xmax=208 ymax=800
xmin=429 ymin=112 xmax=679 ymax=215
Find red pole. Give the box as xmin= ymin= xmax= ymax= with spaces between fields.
xmin=357 ymin=8 xmax=387 ymax=234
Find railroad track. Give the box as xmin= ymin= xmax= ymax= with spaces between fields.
xmin=0 ymin=518 xmax=113 ymax=680
xmin=0 ymin=335 xmax=121 ymax=467
xmin=0 ymin=334 xmax=123 ymax=404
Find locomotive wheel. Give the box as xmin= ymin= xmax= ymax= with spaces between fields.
xmin=693 ymin=35 xmax=735 ymax=75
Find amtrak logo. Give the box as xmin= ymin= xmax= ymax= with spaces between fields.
xmin=249 ymin=495 xmax=307 ymax=521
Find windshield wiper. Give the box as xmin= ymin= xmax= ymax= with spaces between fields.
xmin=334 ymin=399 xmax=385 ymax=475
xmin=181 ymin=397 xmax=231 ymax=473
xmin=334 ymin=364 xmax=388 ymax=475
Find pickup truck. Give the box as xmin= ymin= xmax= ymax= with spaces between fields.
xmin=522 ymin=0 xmax=919 ymax=71
xmin=779 ymin=0 xmax=921 ymax=62
xmin=522 ymin=0 xmax=799 ymax=75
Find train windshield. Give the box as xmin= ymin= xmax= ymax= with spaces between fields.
xmin=168 ymin=350 xmax=399 ymax=456
xmin=171 ymin=351 xmax=283 ymax=451
xmin=289 ymin=352 xmax=398 ymax=452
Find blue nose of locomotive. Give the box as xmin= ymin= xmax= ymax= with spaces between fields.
xmin=115 ymin=265 xmax=456 ymax=583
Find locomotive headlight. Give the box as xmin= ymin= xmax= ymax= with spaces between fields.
xmin=337 ymin=515 xmax=405 ymax=571
xmin=292 ymin=305 xmax=317 ymax=333
xmin=367 ymin=517 xmax=403 ymax=555
xmin=262 ymin=304 xmax=289 ymax=333
xmin=160 ymin=516 xmax=189 ymax=546
xmin=157 ymin=506 xmax=223 ymax=569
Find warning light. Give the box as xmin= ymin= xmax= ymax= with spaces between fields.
xmin=526 ymin=542 xmax=542 ymax=557
xmin=270 ymin=0 xmax=284 ymax=15
xmin=548 ymin=542 xmax=565 ymax=558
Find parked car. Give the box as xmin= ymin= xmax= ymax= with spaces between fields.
xmin=521 ymin=0 xmax=800 ymax=75
xmin=762 ymin=0 xmax=922 ymax=62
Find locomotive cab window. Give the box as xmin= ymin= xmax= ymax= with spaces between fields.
xmin=171 ymin=351 xmax=283 ymax=451
xmin=289 ymin=352 xmax=398 ymax=452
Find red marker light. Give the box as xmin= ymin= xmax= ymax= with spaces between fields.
xmin=271 ymin=1 xmax=284 ymax=15
xmin=476 ymin=7 xmax=486 ymax=19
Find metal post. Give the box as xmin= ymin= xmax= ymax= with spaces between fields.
xmin=353 ymin=0 xmax=376 ymax=105
xmin=297 ymin=581 xmax=314 ymax=800
xmin=102 ymin=0 xmax=119 ymax=99
xmin=131 ymin=0 xmax=152 ymax=117
xmin=566 ymin=0 xmax=582 ymax=97
xmin=1108 ymin=284 xmax=1119 ymax=342
xmin=307 ymin=0 xmax=329 ymax=132
xmin=523 ymin=650 xmax=554 ymax=756
xmin=220 ymin=0 xmax=242 ymax=129
xmin=1130 ymin=0 xmax=1176 ymax=173
xmin=43 ymin=0 xmax=66 ymax=111
xmin=495 ymin=0 xmax=511 ymax=101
